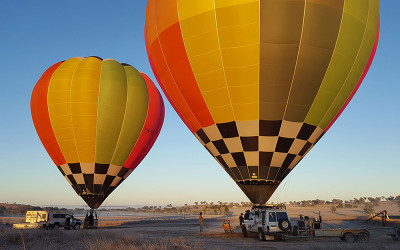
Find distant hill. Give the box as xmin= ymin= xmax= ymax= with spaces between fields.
xmin=0 ymin=203 xmax=76 ymax=216
xmin=0 ymin=203 xmax=31 ymax=210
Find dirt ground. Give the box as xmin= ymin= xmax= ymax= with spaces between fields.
xmin=2 ymin=202 xmax=400 ymax=249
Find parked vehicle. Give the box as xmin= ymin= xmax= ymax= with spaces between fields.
xmin=47 ymin=213 xmax=82 ymax=230
xmin=13 ymin=211 xmax=48 ymax=229
xmin=241 ymin=205 xmax=291 ymax=241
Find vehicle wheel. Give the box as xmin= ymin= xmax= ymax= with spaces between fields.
xmin=356 ymin=232 xmax=369 ymax=242
xmin=343 ymin=232 xmax=355 ymax=243
xmin=292 ymin=226 xmax=299 ymax=236
xmin=73 ymin=224 xmax=81 ymax=230
xmin=241 ymin=225 xmax=248 ymax=237
xmin=258 ymin=229 xmax=265 ymax=241
xmin=53 ymin=224 xmax=60 ymax=230
xmin=278 ymin=219 xmax=291 ymax=232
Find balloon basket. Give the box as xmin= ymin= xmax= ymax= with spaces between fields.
xmin=83 ymin=209 xmax=99 ymax=229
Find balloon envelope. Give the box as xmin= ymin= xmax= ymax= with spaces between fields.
xmin=31 ymin=57 xmax=164 ymax=208
xmin=145 ymin=0 xmax=379 ymax=204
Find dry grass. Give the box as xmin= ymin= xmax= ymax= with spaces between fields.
xmin=0 ymin=217 xmax=24 ymax=225
xmin=84 ymin=233 xmax=198 ymax=250
xmin=0 ymin=226 xmax=202 ymax=250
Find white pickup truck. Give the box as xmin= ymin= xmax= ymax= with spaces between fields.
xmin=241 ymin=205 xmax=291 ymax=241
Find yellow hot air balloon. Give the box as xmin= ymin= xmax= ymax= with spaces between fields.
xmin=145 ymin=0 xmax=380 ymax=204
xmin=31 ymin=56 xmax=164 ymax=208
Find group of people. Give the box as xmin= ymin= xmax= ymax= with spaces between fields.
xmin=239 ymin=210 xmax=250 ymax=226
xmin=84 ymin=209 xmax=97 ymax=229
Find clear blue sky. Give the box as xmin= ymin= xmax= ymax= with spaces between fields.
xmin=0 ymin=1 xmax=398 ymax=208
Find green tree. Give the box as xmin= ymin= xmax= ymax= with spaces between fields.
xmin=363 ymin=203 xmax=375 ymax=215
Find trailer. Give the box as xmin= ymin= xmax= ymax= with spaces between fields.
xmin=13 ymin=211 xmax=48 ymax=229
xmin=314 ymin=228 xmax=370 ymax=243
xmin=290 ymin=215 xmax=400 ymax=242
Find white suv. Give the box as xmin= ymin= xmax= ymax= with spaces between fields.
xmin=241 ymin=205 xmax=291 ymax=241
xmin=47 ymin=213 xmax=82 ymax=230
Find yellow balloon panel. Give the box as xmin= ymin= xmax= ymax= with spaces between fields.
xmin=178 ymin=5 xmax=234 ymax=122
xmin=95 ymin=60 xmax=128 ymax=164
xmin=71 ymin=57 xmax=102 ymax=163
xmin=48 ymin=58 xmax=82 ymax=163
xmin=179 ymin=0 xmax=260 ymax=122
xmin=177 ymin=0 xmax=214 ymax=22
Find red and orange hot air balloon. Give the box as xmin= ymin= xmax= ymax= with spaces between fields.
xmin=145 ymin=0 xmax=379 ymax=204
xmin=31 ymin=56 xmax=164 ymax=209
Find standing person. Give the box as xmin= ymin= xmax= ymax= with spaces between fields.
xmin=244 ymin=210 xmax=250 ymax=220
xmin=239 ymin=213 xmax=244 ymax=226
xmin=199 ymin=212 xmax=205 ymax=232
xmin=88 ymin=209 xmax=94 ymax=229
xmin=66 ymin=214 xmax=71 ymax=226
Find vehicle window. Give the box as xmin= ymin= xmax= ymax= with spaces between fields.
xmin=60 ymin=214 xmax=66 ymax=218
xmin=269 ymin=212 xmax=277 ymax=222
xmin=276 ymin=212 xmax=288 ymax=220
xmin=53 ymin=214 xmax=59 ymax=218
xmin=249 ymin=213 xmax=254 ymax=220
